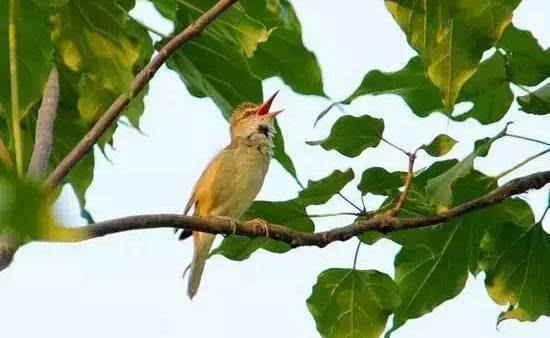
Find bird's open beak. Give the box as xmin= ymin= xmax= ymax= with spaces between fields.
xmin=257 ymin=91 xmax=281 ymax=117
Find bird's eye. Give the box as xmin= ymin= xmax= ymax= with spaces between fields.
xmin=245 ymin=109 xmax=256 ymax=117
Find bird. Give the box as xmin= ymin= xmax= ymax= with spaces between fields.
xmin=182 ymin=92 xmax=282 ymax=299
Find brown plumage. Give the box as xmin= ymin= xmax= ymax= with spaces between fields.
xmin=184 ymin=92 xmax=282 ymax=298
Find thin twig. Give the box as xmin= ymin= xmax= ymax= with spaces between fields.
xmin=539 ymin=205 xmax=550 ymax=225
xmin=382 ymin=137 xmax=410 ymax=157
xmin=9 ymin=0 xmax=23 ymax=177
xmin=38 ymin=170 xmax=550 ymax=248
xmin=27 ymin=67 xmax=59 ymax=180
xmin=495 ymin=148 xmax=550 ymax=180
xmin=506 ymin=133 xmax=550 ymax=147
xmin=44 ymin=0 xmax=239 ymax=189
xmin=388 ymin=151 xmax=417 ymax=217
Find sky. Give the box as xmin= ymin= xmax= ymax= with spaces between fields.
xmin=1 ymin=1 xmax=549 ymax=337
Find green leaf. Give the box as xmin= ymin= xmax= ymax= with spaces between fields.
xmin=299 ymin=169 xmax=354 ymax=205
xmin=358 ymin=167 xmax=405 ymax=196
xmin=480 ymin=221 xmax=549 ymax=323
xmin=452 ymin=53 xmax=514 ymax=124
xmin=166 ymin=3 xmax=299 ymax=182
xmin=0 ymin=0 xmax=53 ymax=134
xmin=307 ymin=268 xmax=401 ymax=338
xmin=212 ymin=199 xmax=314 ymax=261
xmin=343 ymin=57 xmax=442 ymax=117
xmin=166 ymin=6 xmax=264 ymax=118
xmin=518 ymin=83 xmax=550 ymax=115
xmin=33 ymin=0 xmax=153 ymax=219
xmin=358 ymin=160 xmax=457 ymax=245
xmin=421 ymin=134 xmax=457 ymax=157
xmin=307 ymin=115 xmax=384 ymax=158
xmin=176 ymin=0 xmax=269 ymax=58
xmin=242 ymin=0 xmax=324 ymax=96
xmin=425 ymin=131 xmax=502 ymax=207
xmin=385 ymin=0 xmax=521 ymax=110
xmin=51 ymin=0 xmax=153 ymax=121
xmin=498 ymin=25 xmax=550 ymax=86
xmin=344 ymin=53 xmax=513 ymax=124
xmin=148 ymin=0 xmax=176 ymax=21
xmin=387 ymin=171 xmax=533 ymax=334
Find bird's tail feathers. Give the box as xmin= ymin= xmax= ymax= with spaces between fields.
xmin=187 ymin=232 xmax=215 ymax=299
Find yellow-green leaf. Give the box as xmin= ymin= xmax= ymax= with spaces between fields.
xmin=421 ymin=134 xmax=457 ymax=157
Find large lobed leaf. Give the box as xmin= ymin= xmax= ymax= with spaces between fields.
xmin=384 ymin=0 xmax=521 ymax=111
xmin=242 ymin=0 xmax=324 ymax=96
xmin=498 ymin=25 xmax=550 ymax=87
xmin=385 ymin=162 xmax=535 ymax=334
xmin=481 ymin=221 xmax=550 ymax=323
xmin=343 ymin=52 xmax=514 ymax=124
xmin=48 ymin=0 xmax=153 ymax=209
xmin=307 ymin=268 xmax=401 ymax=338
xmin=1 ymin=0 xmax=153 ymax=214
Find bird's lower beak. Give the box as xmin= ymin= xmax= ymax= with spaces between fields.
xmin=257 ymin=91 xmax=279 ymax=116
xmin=267 ymin=109 xmax=284 ymax=119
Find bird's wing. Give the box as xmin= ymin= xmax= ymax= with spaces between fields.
xmin=182 ymin=142 xmax=237 ymax=216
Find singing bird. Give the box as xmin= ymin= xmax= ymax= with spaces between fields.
xmin=183 ymin=92 xmax=282 ymax=299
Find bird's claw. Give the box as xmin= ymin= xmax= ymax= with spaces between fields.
xmin=216 ymin=216 xmax=237 ymax=237
xmin=250 ymin=218 xmax=270 ymax=238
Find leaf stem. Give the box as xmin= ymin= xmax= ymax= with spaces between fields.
xmin=539 ymin=205 xmax=550 ymax=225
xmin=495 ymin=148 xmax=550 ymax=180
xmin=338 ymin=192 xmax=363 ymax=213
xmin=382 ymin=137 xmax=410 ymax=157
xmin=352 ymin=239 xmax=362 ymax=269
xmin=506 ymin=133 xmax=550 ymax=147
xmin=8 ymin=0 xmax=23 ymax=177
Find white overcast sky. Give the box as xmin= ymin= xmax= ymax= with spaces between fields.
xmin=1 ymin=1 xmax=549 ymax=337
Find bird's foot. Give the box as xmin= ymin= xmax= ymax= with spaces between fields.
xmin=250 ymin=218 xmax=270 ymax=238
xmin=215 ymin=216 xmax=238 ymax=236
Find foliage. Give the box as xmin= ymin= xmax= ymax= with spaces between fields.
xmin=1 ymin=0 xmax=550 ymax=337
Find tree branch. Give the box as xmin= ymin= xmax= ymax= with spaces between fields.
xmin=42 ymin=170 xmax=550 ymax=248
xmin=43 ymin=0 xmax=239 ymax=188
xmin=388 ymin=150 xmax=417 ymax=217
xmin=27 ymin=67 xmax=59 ymax=180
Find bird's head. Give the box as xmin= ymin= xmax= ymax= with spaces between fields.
xmin=230 ymin=91 xmax=283 ymax=141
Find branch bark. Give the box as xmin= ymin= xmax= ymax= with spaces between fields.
xmin=43 ymin=0 xmax=239 ymax=188
xmin=42 ymin=170 xmax=550 ymax=248
xmin=27 ymin=67 xmax=59 ymax=180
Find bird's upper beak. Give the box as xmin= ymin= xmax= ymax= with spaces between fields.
xmin=257 ymin=91 xmax=284 ymax=118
